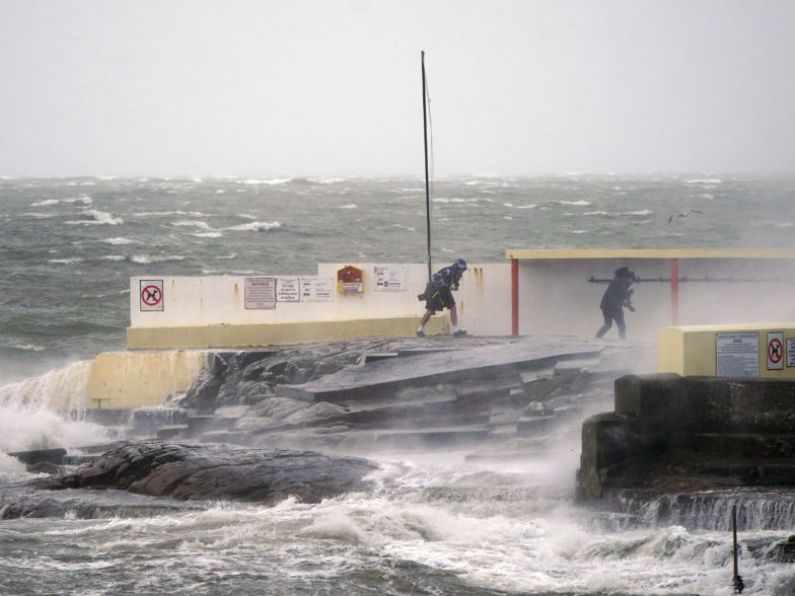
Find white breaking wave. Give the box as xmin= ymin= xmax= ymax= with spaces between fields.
xmin=215 ymin=253 xmax=237 ymax=260
xmin=503 ymin=202 xmax=514 ymax=207
xmin=133 ymin=210 xmax=208 ymax=217
xmin=10 ymin=344 xmax=45 ymax=352
xmin=558 ymin=200 xmax=590 ymax=206
xmin=31 ymin=195 xmax=93 ymax=207
xmin=48 ymin=257 xmax=84 ymax=265
xmin=171 ymin=220 xmax=216 ymax=232
xmin=0 ymin=360 xmax=93 ymax=416
xmin=337 ymin=203 xmax=358 ymax=209
xmin=242 ymin=178 xmax=291 ymax=186
xmin=66 ymin=209 xmax=123 ymax=226
xmin=516 ymin=203 xmax=537 ymax=209
xmin=584 ymin=210 xmax=609 ymax=216
xmin=101 ymin=255 xmax=126 ymax=261
xmin=686 ymin=178 xmax=722 ymax=185
xmin=225 ymin=221 xmax=281 ymax=232
xmin=101 ymin=237 xmax=134 ymax=245
xmin=570 ymin=230 xmax=588 ymax=234
xmin=623 ymin=209 xmax=654 ymax=216
xmin=191 ymin=231 xmax=223 ymax=238
xmin=131 ymin=254 xmax=186 ymax=264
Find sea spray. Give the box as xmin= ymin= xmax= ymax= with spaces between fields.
xmin=0 ymin=360 xmax=109 ymax=451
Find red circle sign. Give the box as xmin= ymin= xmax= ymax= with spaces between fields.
xmin=768 ymin=338 xmax=783 ymax=363
xmin=141 ymin=284 xmax=162 ymax=306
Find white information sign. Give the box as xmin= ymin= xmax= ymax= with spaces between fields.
xmin=301 ymin=277 xmax=334 ymax=302
xmin=787 ymin=339 xmax=795 ymax=367
xmin=374 ymin=266 xmax=406 ymax=292
xmin=244 ymin=277 xmax=276 ymax=309
xmin=716 ymin=332 xmax=759 ymax=377
xmin=767 ymin=331 xmax=785 ymax=370
xmin=276 ymin=277 xmax=301 ymax=302
xmin=139 ymin=279 xmax=164 ymax=312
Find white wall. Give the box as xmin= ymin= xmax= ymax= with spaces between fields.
xmin=130 ymin=263 xmax=512 ymax=336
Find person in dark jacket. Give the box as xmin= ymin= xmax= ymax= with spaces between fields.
xmin=416 ymin=258 xmax=468 ymax=337
xmin=595 ymin=266 xmax=636 ymax=340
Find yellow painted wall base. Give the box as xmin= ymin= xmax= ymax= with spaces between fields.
xmin=86 ymin=351 xmax=206 ymax=409
xmin=658 ymin=323 xmax=795 ymax=377
xmin=127 ymin=316 xmax=449 ymax=350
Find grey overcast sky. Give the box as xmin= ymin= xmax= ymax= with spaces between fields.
xmin=0 ymin=0 xmax=793 ymax=177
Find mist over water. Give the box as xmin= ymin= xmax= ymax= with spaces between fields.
xmin=2 ymin=176 xmax=795 ymax=594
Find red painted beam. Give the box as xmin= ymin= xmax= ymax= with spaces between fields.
xmin=511 ymin=258 xmax=519 ymax=336
xmin=670 ymin=258 xmax=679 ymax=325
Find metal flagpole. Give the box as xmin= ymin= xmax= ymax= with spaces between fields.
xmin=421 ymin=50 xmax=432 ymax=282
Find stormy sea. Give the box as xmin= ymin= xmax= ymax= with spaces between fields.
xmin=2 ymin=175 xmax=795 ymax=595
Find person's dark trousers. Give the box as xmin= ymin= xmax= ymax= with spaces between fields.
xmin=595 ymin=306 xmax=626 ymax=339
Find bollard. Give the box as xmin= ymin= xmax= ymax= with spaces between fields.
xmin=732 ymin=503 xmax=744 ymax=594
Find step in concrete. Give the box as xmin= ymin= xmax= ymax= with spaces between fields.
xmin=373 ymin=426 xmax=490 ymax=450
xmin=157 ymin=425 xmax=188 ymax=439
xmin=329 ymin=398 xmax=490 ymax=429
xmin=186 ymin=416 xmax=238 ymax=436
xmin=278 ymin=338 xmax=604 ymax=403
xmin=200 ymin=430 xmax=251 ymax=445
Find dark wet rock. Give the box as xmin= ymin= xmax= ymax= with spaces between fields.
xmin=0 ymin=486 xmax=203 ymax=520
xmin=32 ymin=441 xmax=378 ymax=504
xmin=26 ymin=461 xmax=62 ymax=475
xmin=9 ymin=447 xmax=66 ymax=466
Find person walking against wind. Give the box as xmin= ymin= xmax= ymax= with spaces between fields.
xmin=416 ymin=258 xmax=468 ymax=337
xmin=595 ymin=266 xmax=636 ymax=340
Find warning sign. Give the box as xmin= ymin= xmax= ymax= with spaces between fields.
xmin=244 ymin=277 xmax=276 ymax=309
xmin=139 ymin=279 xmax=164 ymax=312
xmin=716 ymin=332 xmax=759 ymax=377
xmin=301 ymin=277 xmax=334 ymax=302
xmin=374 ymin=266 xmax=406 ymax=291
xmin=767 ymin=332 xmax=784 ymax=370
xmin=276 ymin=277 xmax=301 ymax=302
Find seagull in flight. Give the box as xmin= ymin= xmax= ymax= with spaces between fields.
xmin=668 ymin=208 xmax=704 ymax=223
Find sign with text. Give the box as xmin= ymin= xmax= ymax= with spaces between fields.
xmin=301 ymin=277 xmax=334 ymax=302
xmin=716 ymin=332 xmax=759 ymax=377
xmin=788 ymin=339 xmax=795 ymax=367
xmin=244 ymin=277 xmax=276 ymax=309
xmin=276 ymin=277 xmax=301 ymax=302
xmin=374 ymin=266 xmax=406 ymax=291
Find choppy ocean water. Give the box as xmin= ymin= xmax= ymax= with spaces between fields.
xmin=2 ymin=175 xmax=795 ymax=595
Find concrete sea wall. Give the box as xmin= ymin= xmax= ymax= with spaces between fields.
xmin=577 ymin=373 xmax=795 ymax=500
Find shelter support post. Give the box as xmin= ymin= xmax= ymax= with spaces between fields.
xmin=670 ymin=258 xmax=679 ymax=325
xmin=511 ymin=258 xmax=519 ymax=336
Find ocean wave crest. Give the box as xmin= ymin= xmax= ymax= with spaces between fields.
xmin=133 ymin=210 xmax=208 ymax=217
xmin=131 ymin=255 xmax=186 ymax=264
xmin=31 ymin=195 xmax=92 ymax=208
xmin=225 ymin=221 xmax=281 ymax=232
xmin=66 ymin=209 xmax=123 ymax=226
xmin=242 ymin=178 xmax=291 ymax=186
xmin=171 ymin=220 xmax=216 ymax=232
xmin=558 ymin=200 xmax=590 ymax=206
xmin=101 ymin=237 xmax=134 ymax=245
